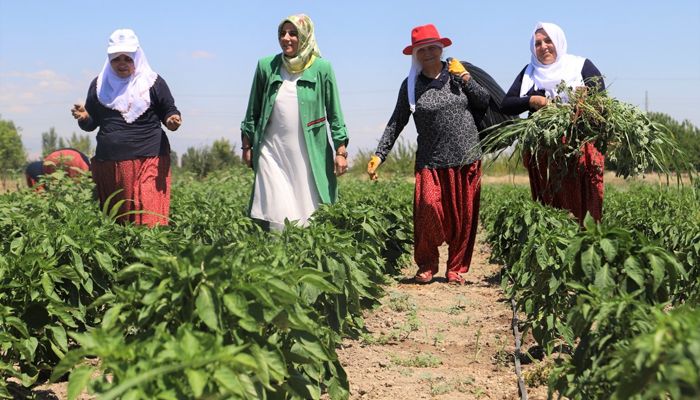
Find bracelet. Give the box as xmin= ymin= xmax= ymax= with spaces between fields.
xmin=241 ymin=145 xmax=252 ymax=150
xmin=336 ymin=150 xmax=348 ymax=159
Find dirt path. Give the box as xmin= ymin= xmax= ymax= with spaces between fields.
xmin=336 ymin=231 xmax=549 ymax=400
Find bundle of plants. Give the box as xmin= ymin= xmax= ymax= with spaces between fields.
xmin=478 ymin=82 xmax=691 ymax=179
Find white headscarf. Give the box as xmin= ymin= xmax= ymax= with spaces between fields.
xmin=519 ymin=22 xmax=586 ymax=100
xmin=407 ymin=42 xmax=444 ymax=113
xmin=97 ymin=47 xmax=158 ymax=123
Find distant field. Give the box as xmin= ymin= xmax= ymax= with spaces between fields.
xmin=0 ymin=178 xmax=22 ymax=193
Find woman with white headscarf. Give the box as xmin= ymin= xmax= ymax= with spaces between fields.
xmin=241 ymin=14 xmax=349 ymax=231
xmin=71 ymin=28 xmax=181 ymax=227
xmin=366 ymin=24 xmax=490 ymax=284
xmin=501 ymin=22 xmax=606 ymax=223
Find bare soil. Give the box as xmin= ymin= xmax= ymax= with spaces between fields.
xmin=335 ymin=232 xmax=550 ymax=400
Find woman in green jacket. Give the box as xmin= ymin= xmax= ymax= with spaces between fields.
xmin=241 ymin=14 xmax=349 ymax=231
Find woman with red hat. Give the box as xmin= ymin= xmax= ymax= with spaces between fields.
xmin=500 ymin=22 xmax=606 ymax=223
xmin=70 ymin=28 xmax=182 ymax=227
xmin=366 ymin=24 xmax=490 ymax=284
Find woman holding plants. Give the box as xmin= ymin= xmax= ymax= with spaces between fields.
xmin=501 ymin=22 xmax=606 ymax=223
xmin=366 ymin=24 xmax=489 ymax=284
xmin=71 ymin=28 xmax=181 ymax=227
xmin=240 ymin=14 xmax=349 ymax=231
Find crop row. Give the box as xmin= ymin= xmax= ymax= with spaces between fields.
xmin=0 ymin=168 xmax=414 ymax=399
xmin=480 ymin=184 xmax=700 ymax=399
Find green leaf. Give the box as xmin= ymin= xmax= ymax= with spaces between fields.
xmin=623 ymin=256 xmax=645 ymax=288
xmin=48 ymin=325 xmax=68 ymax=353
xmin=223 ymin=293 xmax=249 ymax=319
xmin=298 ymin=273 xmax=340 ymax=294
xmin=196 ymin=284 xmax=219 ymax=331
xmin=67 ymin=365 xmax=93 ymax=400
xmin=116 ymin=263 xmax=160 ymax=282
xmin=594 ymin=264 xmax=613 ymax=291
xmin=599 ymin=238 xmax=617 ymax=262
xmin=185 ymin=368 xmax=208 ymax=398
xmin=648 ymin=253 xmax=665 ymax=293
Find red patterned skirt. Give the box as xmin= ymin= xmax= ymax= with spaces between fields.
xmin=91 ymin=155 xmax=171 ymax=227
xmin=524 ymin=142 xmax=604 ymax=224
xmin=413 ymin=161 xmax=482 ymax=277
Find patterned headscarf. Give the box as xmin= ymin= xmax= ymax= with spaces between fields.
xmin=278 ymin=14 xmax=321 ymax=74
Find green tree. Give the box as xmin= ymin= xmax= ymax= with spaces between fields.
xmin=65 ymin=132 xmax=93 ymax=156
xmin=42 ymin=127 xmax=59 ymax=156
xmin=647 ymin=112 xmax=700 ymax=171
xmin=0 ymin=117 xmax=27 ymax=174
xmin=181 ymin=138 xmax=241 ymax=178
xmin=210 ymin=138 xmax=240 ymax=170
xmin=181 ymin=146 xmax=213 ymax=178
xmin=43 ymin=127 xmax=93 ymax=157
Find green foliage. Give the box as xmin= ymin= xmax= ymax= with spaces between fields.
xmin=42 ymin=128 xmax=93 ymax=157
xmin=480 ymin=184 xmax=700 ymax=398
xmin=41 ymin=127 xmax=60 ymax=157
xmin=348 ymin=138 xmax=416 ymax=178
xmin=0 ymin=172 xmax=170 ymax=393
xmin=180 ymin=138 xmax=242 ymax=178
xmin=0 ymin=117 xmax=26 ymax=174
xmin=479 ymin=84 xmax=692 ymax=178
xmin=646 ymin=112 xmax=700 ymax=171
xmin=0 ymin=166 xmax=414 ymax=398
xmin=613 ymin=305 xmax=700 ymax=399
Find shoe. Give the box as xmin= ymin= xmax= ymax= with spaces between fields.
xmin=446 ymin=272 xmax=465 ymax=285
xmin=414 ymin=270 xmax=434 ymax=284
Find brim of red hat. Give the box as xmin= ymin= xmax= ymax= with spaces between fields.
xmin=402 ymin=38 xmax=452 ymax=55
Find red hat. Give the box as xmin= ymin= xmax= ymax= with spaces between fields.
xmin=402 ymin=24 xmax=452 ymax=55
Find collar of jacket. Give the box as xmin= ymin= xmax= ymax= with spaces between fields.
xmin=269 ymin=54 xmax=319 ymax=84
xmin=418 ymin=61 xmax=450 ymax=90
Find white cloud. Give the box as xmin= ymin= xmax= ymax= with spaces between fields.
xmin=1 ymin=69 xmax=73 ymax=92
xmin=191 ymin=50 xmax=215 ymax=59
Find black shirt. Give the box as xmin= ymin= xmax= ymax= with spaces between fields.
xmin=78 ymin=75 xmax=180 ymax=161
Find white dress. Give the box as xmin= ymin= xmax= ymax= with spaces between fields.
xmin=250 ymin=68 xmax=321 ymax=230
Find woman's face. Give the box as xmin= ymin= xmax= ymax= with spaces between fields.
xmin=279 ymin=22 xmax=299 ymax=57
xmin=110 ymin=54 xmax=135 ymax=78
xmin=534 ymin=29 xmax=557 ymax=65
xmin=416 ymin=44 xmax=443 ymax=69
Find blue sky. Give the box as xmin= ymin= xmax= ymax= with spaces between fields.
xmin=1 ymin=0 xmax=699 ymax=161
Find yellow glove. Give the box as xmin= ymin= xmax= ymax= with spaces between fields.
xmin=447 ymin=58 xmax=469 ymax=79
xmin=366 ymin=155 xmax=382 ymax=181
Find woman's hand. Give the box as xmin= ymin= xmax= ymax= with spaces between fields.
xmin=366 ymin=155 xmax=381 ymax=181
xmin=71 ymin=104 xmax=89 ymax=121
xmin=448 ymin=58 xmax=471 ymax=82
xmin=529 ymin=95 xmax=548 ymax=110
xmin=166 ymin=114 xmax=182 ymax=131
xmin=334 ymin=147 xmax=348 ymax=176
xmin=242 ymin=148 xmax=252 ymax=168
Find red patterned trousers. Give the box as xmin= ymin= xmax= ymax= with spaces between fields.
xmin=525 ymin=142 xmax=604 ymax=224
xmin=413 ymin=161 xmax=481 ymax=277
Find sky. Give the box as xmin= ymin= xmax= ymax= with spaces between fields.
xmin=1 ymin=0 xmax=699 ymax=162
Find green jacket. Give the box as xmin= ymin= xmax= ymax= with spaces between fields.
xmin=240 ymin=54 xmax=349 ymax=204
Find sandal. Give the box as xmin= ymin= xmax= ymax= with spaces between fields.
xmin=446 ymin=272 xmax=465 ymax=285
xmin=414 ymin=270 xmax=434 ymax=284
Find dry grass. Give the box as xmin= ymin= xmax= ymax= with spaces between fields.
xmin=0 ymin=178 xmax=22 ymax=193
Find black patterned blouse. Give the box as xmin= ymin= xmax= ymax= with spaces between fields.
xmin=374 ymin=62 xmax=489 ymax=170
